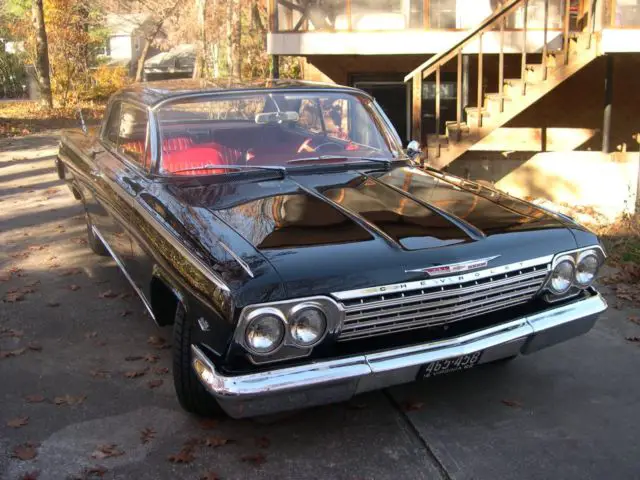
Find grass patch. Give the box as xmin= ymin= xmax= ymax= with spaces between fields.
xmin=0 ymin=101 xmax=105 ymax=138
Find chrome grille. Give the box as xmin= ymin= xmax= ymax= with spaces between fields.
xmin=336 ymin=262 xmax=549 ymax=342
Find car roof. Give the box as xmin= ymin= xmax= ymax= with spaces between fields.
xmin=116 ymin=78 xmax=369 ymax=108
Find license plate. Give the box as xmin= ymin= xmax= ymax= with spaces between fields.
xmin=418 ymin=351 xmax=483 ymax=379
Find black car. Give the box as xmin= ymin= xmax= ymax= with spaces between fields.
xmin=56 ymin=79 xmax=607 ymax=418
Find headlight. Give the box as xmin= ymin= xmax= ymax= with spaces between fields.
xmin=549 ymin=257 xmax=574 ymax=294
xmin=575 ymin=250 xmax=599 ymax=286
xmin=289 ymin=305 xmax=327 ymax=347
xmin=244 ymin=309 xmax=285 ymax=354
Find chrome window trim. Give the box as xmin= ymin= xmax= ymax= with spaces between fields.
xmin=332 ymin=254 xmax=554 ymax=301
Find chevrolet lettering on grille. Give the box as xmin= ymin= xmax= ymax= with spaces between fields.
xmin=405 ymin=255 xmax=501 ymax=276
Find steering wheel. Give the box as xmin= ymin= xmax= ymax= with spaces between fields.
xmin=297 ymin=138 xmax=345 ymax=154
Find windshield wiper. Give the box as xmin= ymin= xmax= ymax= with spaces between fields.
xmin=170 ymin=164 xmax=287 ymax=177
xmin=287 ymin=156 xmax=392 ymax=168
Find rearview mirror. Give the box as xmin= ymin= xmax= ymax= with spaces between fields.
xmin=255 ymin=111 xmax=300 ymax=124
xmin=406 ymin=140 xmax=422 ymax=160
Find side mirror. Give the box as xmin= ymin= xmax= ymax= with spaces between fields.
xmin=406 ymin=140 xmax=422 ymax=160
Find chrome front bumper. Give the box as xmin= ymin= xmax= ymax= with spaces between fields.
xmin=192 ymin=290 xmax=607 ymax=418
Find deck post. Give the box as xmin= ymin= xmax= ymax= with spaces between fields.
xmin=602 ymin=54 xmax=613 ymax=153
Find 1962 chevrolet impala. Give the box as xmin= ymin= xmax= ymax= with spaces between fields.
xmin=56 ymin=79 xmax=607 ymax=418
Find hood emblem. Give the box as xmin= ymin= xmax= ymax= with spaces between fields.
xmin=406 ymin=255 xmax=501 ymax=276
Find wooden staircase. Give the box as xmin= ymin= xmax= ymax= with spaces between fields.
xmin=405 ymin=0 xmax=601 ymax=170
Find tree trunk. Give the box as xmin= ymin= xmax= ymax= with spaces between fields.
xmin=31 ymin=0 xmax=53 ymax=109
xmin=135 ymin=37 xmax=152 ymax=82
xmin=230 ymin=0 xmax=241 ymax=78
xmin=193 ymin=0 xmax=207 ymax=78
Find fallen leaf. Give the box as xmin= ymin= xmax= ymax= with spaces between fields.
xmin=626 ymin=336 xmax=640 ymax=343
xmin=0 ymin=348 xmax=26 ymax=358
xmin=184 ymin=437 xmax=205 ymax=448
xmin=10 ymin=251 xmax=31 ymax=259
xmin=124 ymin=368 xmax=147 ymax=379
xmin=205 ymin=436 xmax=230 ymax=448
xmin=85 ymin=332 xmax=98 ymax=339
xmin=72 ymin=237 xmax=88 ymax=245
xmin=147 ymin=335 xmax=167 ymax=347
xmin=119 ymin=292 xmax=132 ymax=299
xmin=154 ymin=367 xmax=169 ymax=376
xmin=11 ymin=442 xmax=38 ymax=461
xmin=7 ymin=416 xmax=29 ymax=428
xmin=240 ymin=452 xmax=267 ymax=466
xmin=402 ymin=400 xmax=424 ymax=412
xmin=69 ymin=284 xmax=81 ymax=291
xmin=72 ymin=466 xmax=108 ymax=479
xmin=3 ymin=291 xmax=25 ymax=303
xmin=20 ymin=470 xmax=40 ymax=480
xmin=27 ymin=342 xmax=42 ymax=352
xmin=24 ymin=280 xmax=41 ymax=288
xmin=143 ymin=353 xmax=159 ymax=363
xmin=0 ymin=328 xmax=23 ymax=338
xmin=147 ymin=379 xmax=163 ymax=389
xmin=124 ymin=355 xmax=143 ymax=362
xmin=24 ymin=394 xmax=45 ymax=403
xmin=46 ymin=301 xmax=60 ymax=307
xmin=90 ymin=369 xmax=110 ymax=379
xmin=91 ymin=443 xmax=124 ymax=459
xmin=199 ymin=473 xmax=220 ymax=480
xmin=255 ymin=436 xmax=270 ymax=449
xmin=99 ymin=290 xmax=118 ymax=299
xmin=629 ymin=316 xmax=640 ymax=326
xmin=168 ymin=448 xmax=195 ymax=464
xmin=501 ymin=399 xmax=523 ymax=408
xmin=140 ymin=427 xmax=156 ymax=444
xmin=19 ymin=286 xmax=36 ymax=294
xmin=121 ymin=310 xmax=132 ymax=317
xmin=53 ymin=394 xmax=86 ymax=406
xmin=198 ymin=418 xmax=219 ymax=430
xmin=28 ymin=245 xmax=48 ymax=252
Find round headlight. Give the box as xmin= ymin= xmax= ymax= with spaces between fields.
xmin=576 ymin=251 xmax=599 ymax=286
xmin=549 ymin=258 xmax=574 ymax=294
xmin=289 ymin=305 xmax=327 ymax=347
xmin=245 ymin=310 xmax=285 ymax=354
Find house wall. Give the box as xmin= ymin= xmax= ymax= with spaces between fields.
xmin=108 ymin=35 xmax=133 ymax=60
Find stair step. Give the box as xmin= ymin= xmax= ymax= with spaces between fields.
xmin=524 ymin=63 xmax=550 ymax=82
xmin=445 ymin=121 xmax=470 ymax=142
xmin=426 ymin=133 xmax=449 ymax=146
xmin=503 ymin=78 xmax=538 ymax=95
xmin=483 ymin=93 xmax=513 ymax=114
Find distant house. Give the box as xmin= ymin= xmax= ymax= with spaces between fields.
xmin=104 ymin=13 xmax=165 ymax=76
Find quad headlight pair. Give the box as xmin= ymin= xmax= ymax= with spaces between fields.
xmin=236 ymin=297 xmax=342 ymax=359
xmin=547 ymin=247 xmax=604 ymax=296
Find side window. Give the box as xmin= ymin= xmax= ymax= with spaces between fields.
xmin=117 ymin=104 xmax=149 ymax=168
xmin=296 ymin=99 xmax=322 ymax=134
xmin=320 ymin=98 xmax=349 ymax=141
xmin=104 ymin=102 xmax=122 ymax=145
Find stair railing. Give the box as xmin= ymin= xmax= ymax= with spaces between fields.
xmin=404 ymin=0 xmax=599 ymax=161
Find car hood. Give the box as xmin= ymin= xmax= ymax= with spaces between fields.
xmin=171 ymin=166 xmax=584 ymax=303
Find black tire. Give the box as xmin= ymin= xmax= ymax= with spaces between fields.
xmin=85 ymin=211 xmax=109 ymax=256
xmin=172 ymin=302 xmax=225 ymax=417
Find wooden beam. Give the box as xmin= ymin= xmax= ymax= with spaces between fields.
xmin=423 ymin=0 xmax=430 ymax=29
xmin=412 ymin=73 xmax=423 ymax=148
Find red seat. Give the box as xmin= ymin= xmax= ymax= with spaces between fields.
xmin=162 ymin=147 xmax=227 ymax=175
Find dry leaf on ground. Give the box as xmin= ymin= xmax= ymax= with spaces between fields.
xmin=90 ymin=369 xmax=111 ymax=379
xmin=27 ymin=342 xmax=42 ymax=352
xmin=147 ymin=335 xmax=167 ymax=347
xmin=124 ymin=368 xmax=148 ymax=379
xmin=147 ymin=379 xmax=163 ymax=389
xmin=143 ymin=353 xmax=159 ymax=363
xmin=99 ymin=290 xmax=118 ymax=299
xmin=24 ymin=394 xmax=45 ymax=403
xmin=198 ymin=418 xmax=219 ymax=430
xmin=124 ymin=355 xmax=143 ymax=362
xmin=11 ymin=442 xmax=39 ymax=461
xmin=167 ymin=448 xmax=195 ymax=464
xmin=140 ymin=427 xmax=156 ymax=444
xmin=626 ymin=336 xmax=640 ymax=343
xmin=91 ymin=443 xmax=124 ymax=460
xmin=501 ymin=399 xmax=523 ymax=408
xmin=121 ymin=310 xmax=132 ymax=317
xmin=0 ymin=328 xmax=23 ymax=338
xmin=629 ymin=316 xmax=640 ymax=326
xmin=7 ymin=416 xmax=29 ymax=428
xmin=69 ymin=284 xmax=81 ymax=291
xmin=402 ymin=400 xmax=424 ymax=412
xmin=204 ymin=436 xmax=230 ymax=448
xmin=240 ymin=452 xmax=267 ymax=466
xmin=154 ymin=367 xmax=169 ymax=376
xmin=4 ymin=291 xmax=25 ymax=302
xmin=255 ymin=436 xmax=270 ymax=449
xmin=20 ymin=470 xmax=40 ymax=480
xmin=46 ymin=301 xmax=60 ymax=307
xmin=53 ymin=394 xmax=86 ymax=406
xmin=0 ymin=348 xmax=26 ymax=358
xmin=199 ymin=473 xmax=220 ymax=480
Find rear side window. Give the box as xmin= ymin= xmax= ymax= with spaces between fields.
xmin=103 ymin=102 xmax=150 ymax=169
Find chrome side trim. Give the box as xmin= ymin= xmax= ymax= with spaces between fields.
xmin=191 ymin=290 xmax=607 ymax=418
xmin=134 ymin=200 xmax=230 ymax=292
xmin=91 ymin=226 xmax=157 ymax=322
xmin=332 ymin=255 xmax=554 ymax=300
xmin=219 ymin=241 xmax=254 ymax=278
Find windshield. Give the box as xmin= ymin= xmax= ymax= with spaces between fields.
xmin=156 ymin=91 xmax=402 ymax=176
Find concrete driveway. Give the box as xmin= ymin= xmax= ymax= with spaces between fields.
xmin=1 ymin=134 xmax=639 ymax=480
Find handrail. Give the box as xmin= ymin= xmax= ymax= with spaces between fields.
xmin=404 ymin=0 xmax=524 ymax=83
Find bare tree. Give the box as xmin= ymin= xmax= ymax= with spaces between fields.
xmin=192 ymin=0 xmax=207 ymax=78
xmin=227 ymin=0 xmax=241 ymax=78
xmin=133 ymin=0 xmax=182 ymax=82
xmin=31 ymin=0 xmax=53 ymax=108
